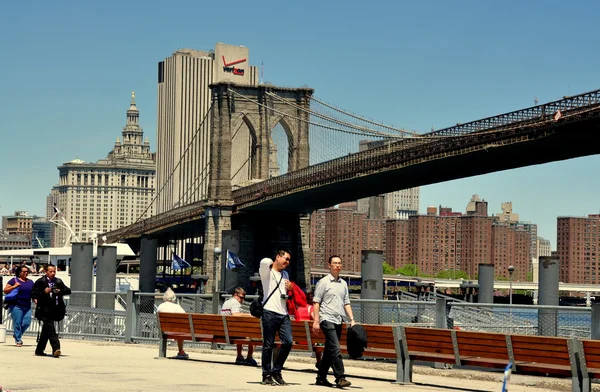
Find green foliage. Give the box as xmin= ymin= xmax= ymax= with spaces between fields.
xmin=396 ymin=264 xmax=419 ymax=277
xmin=526 ymin=272 xmax=533 ymax=282
xmin=435 ymin=269 xmax=470 ymax=279
xmin=382 ymin=262 xmax=395 ymax=275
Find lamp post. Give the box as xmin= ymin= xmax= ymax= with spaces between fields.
xmin=507 ymin=265 xmax=515 ymax=307
xmin=213 ymin=247 xmax=222 ymax=293
xmin=507 ymin=265 xmax=515 ymax=330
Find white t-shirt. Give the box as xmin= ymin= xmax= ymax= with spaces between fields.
xmin=221 ymin=297 xmax=242 ymax=315
xmin=259 ymin=258 xmax=288 ymax=315
xmin=156 ymin=301 xmax=185 ymax=313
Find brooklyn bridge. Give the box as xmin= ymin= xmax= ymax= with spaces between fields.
xmin=103 ymin=83 xmax=600 ymax=292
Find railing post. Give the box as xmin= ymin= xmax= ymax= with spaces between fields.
xmin=124 ymin=289 xmax=139 ymax=344
xmin=591 ymin=303 xmax=600 ymax=340
xmin=435 ymin=297 xmax=447 ymax=329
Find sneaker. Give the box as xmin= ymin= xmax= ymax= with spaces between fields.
xmin=235 ymin=355 xmax=246 ymax=365
xmin=53 ymin=350 xmax=61 ymax=358
xmin=15 ymin=342 xmax=23 ymax=347
xmin=272 ymin=373 xmax=287 ymax=386
xmin=176 ymin=352 xmax=189 ymax=359
xmin=261 ymin=375 xmax=276 ymax=385
xmin=244 ymin=358 xmax=258 ymax=366
xmin=315 ymin=377 xmax=333 ymax=387
xmin=336 ymin=378 xmax=351 ymax=388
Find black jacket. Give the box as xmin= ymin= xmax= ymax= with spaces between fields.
xmin=347 ymin=324 xmax=368 ymax=359
xmin=32 ymin=275 xmax=71 ymax=322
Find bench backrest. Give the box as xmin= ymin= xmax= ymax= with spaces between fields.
xmin=224 ymin=316 xmax=262 ymax=340
xmin=455 ymin=330 xmax=509 ymax=361
xmin=362 ymin=324 xmax=397 ymax=350
xmin=510 ymin=334 xmax=572 ymax=367
xmin=404 ymin=326 xmax=454 ymax=356
xmin=190 ymin=314 xmax=227 ymax=337
xmin=157 ymin=312 xmax=191 ymax=335
xmin=581 ymin=339 xmax=600 ymax=370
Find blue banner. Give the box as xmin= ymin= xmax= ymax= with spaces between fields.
xmin=226 ymin=250 xmax=245 ymax=269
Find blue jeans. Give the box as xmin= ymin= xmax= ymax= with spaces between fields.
xmin=9 ymin=305 xmax=32 ymax=344
xmin=318 ymin=320 xmax=345 ymax=380
xmin=261 ymin=310 xmax=293 ymax=376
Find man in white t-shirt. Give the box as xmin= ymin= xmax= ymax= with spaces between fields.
xmin=221 ymin=287 xmax=257 ymax=366
xmin=156 ymin=288 xmax=188 ymax=359
xmin=259 ymin=248 xmax=293 ymax=386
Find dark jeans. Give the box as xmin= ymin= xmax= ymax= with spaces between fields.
xmin=318 ymin=320 xmax=345 ymax=380
xmin=261 ymin=310 xmax=293 ymax=375
xmin=36 ymin=318 xmax=60 ymax=354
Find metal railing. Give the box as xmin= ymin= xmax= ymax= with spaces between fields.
xmin=2 ymin=291 xmax=597 ymax=343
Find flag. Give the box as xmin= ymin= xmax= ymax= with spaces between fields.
xmin=226 ymin=250 xmax=245 ymax=269
xmin=554 ymin=110 xmax=562 ymax=121
xmin=172 ymin=253 xmax=191 ymax=271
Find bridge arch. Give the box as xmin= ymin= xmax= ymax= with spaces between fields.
xmin=230 ymin=112 xmax=259 ymax=186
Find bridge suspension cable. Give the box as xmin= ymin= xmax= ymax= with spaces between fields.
xmin=111 ymin=104 xmax=215 ymax=243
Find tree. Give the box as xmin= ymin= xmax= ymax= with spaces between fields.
xmin=396 ymin=264 xmax=419 ymax=277
xmin=382 ymin=262 xmax=395 ymax=275
xmin=435 ymin=269 xmax=470 ymax=280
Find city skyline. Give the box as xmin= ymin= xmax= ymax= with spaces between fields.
xmin=1 ymin=1 xmax=600 ymax=246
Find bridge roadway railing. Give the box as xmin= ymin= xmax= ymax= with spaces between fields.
xmin=104 ymin=201 xmax=206 ymax=242
xmin=234 ymin=88 xmax=600 ymax=206
xmin=1 ymin=291 xmax=595 ymax=344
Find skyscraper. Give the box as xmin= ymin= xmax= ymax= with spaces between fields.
xmin=53 ymin=93 xmax=156 ymax=246
xmin=156 ymin=43 xmax=259 ymax=213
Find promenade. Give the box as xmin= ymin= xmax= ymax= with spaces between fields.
xmin=0 ymin=339 xmax=588 ymax=392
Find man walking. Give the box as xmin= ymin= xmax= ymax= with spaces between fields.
xmin=31 ymin=264 xmax=71 ymax=357
xmin=259 ymin=248 xmax=293 ymax=385
xmin=312 ymin=255 xmax=355 ymax=388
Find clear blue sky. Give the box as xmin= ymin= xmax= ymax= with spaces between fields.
xmin=1 ymin=0 xmax=599 ymax=248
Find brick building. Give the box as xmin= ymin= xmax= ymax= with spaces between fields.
xmin=557 ymin=214 xmax=600 ymax=284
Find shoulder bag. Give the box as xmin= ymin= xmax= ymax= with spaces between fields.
xmin=250 ymin=273 xmax=283 ymax=318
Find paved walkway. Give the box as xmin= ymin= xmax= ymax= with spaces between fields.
xmin=0 ymin=339 xmax=588 ymax=391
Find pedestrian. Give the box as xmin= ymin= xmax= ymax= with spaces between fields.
xmin=312 ymin=255 xmax=355 ymax=388
xmin=259 ymin=248 xmax=293 ymax=386
xmin=156 ymin=287 xmax=189 ymax=359
xmin=31 ymin=264 xmax=71 ymax=358
xmin=3 ymin=265 xmax=34 ymax=346
xmin=221 ymin=287 xmax=257 ymax=366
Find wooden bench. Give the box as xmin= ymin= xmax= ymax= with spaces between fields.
xmin=576 ymin=339 xmax=600 ymax=392
xmin=399 ymin=326 xmax=583 ymax=392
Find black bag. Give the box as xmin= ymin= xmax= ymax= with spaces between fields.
xmin=347 ymin=324 xmax=368 ymax=359
xmin=250 ymin=273 xmax=283 ymax=318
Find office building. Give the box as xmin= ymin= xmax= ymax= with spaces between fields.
xmin=32 ymin=217 xmax=54 ymax=248
xmin=2 ymin=211 xmax=32 ymax=238
xmin=156 ymin=43 xmax=259 ymax=213
xmin=54 ymin=94 xmax=156 ymax=246
xmin=538 ymin=237 xmax=552 ymax=257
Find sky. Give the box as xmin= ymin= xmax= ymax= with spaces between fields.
xmin=1 ymin=0 xmax=599 ymax=248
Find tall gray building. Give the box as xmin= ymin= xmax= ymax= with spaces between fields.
xmin=156 ymin=43 xmax=258 ymax=213
xmin=53 ymin=93 xmax=156 ymax=246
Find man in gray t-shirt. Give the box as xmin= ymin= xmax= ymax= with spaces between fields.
xmin=221 ymin=287 xmax=256 ymax=366
xmin=312 ymin=255 xmax=356 ymax=388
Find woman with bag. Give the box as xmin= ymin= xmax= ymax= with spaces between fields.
xmin=3 ymin=265 xmax=34 ymax=346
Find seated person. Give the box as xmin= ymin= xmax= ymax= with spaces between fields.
xmin=156 ymin=288 xmax=189 ymax=359
xmin=221 ymin=287 xmax=257 ymax=366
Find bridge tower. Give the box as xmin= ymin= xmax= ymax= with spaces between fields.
xmin=203 ymin=83 xmax=314 ymax=292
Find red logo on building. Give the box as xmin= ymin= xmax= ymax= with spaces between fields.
xmin=222 ymin=56 xmax=246 ymax=76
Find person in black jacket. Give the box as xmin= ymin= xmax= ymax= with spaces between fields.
xmin=31 ymin=264 xmax=71 ymax=357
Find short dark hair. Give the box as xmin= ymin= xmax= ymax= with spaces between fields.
xmin=328 ymin=255 xmax=342 ymax=264
xmin=275 ymin=247 xmax=292 ymax=259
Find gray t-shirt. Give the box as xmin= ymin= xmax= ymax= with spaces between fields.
xmin=221 ymin=297 xmax=242 ymax=315
xmin=313 ymin=273 xmax=350 ymax=324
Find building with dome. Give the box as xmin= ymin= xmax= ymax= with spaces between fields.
xmin=50 ymin=93 xmax=156 ymax=246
